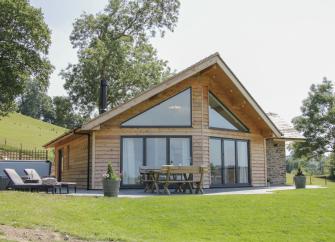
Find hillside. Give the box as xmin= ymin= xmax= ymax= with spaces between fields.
xmin=0 ymin=113 xmax=68 ymax=149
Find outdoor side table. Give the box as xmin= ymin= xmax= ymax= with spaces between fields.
xmin=59 ymin=182 xmax=77 ymax=194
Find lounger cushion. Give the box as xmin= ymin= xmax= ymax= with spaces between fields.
xmin=24 ymin=169 xmax=42 ymax=181
xmin=4 ymin=169 xmax=25 ymax=185
xmin=41 ymin=177 xmax=57 ymax=185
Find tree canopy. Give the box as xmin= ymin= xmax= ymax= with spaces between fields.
xmin=0 ymin=0 xmax=53 ymax=116
xmin=292 ymin=78 xmax=335 ymax=156
xmin=61 ymin=0 xmax=180 ymax=116
xmin=292 ymin=78 xmax=335 ymax=175
xmin=52 ymin=96 xmax=87 ymax=129
xmin=17 ymin=79 xmax=54 ymax=122
xmin=18 ymin=81 xmax=86 ymax=129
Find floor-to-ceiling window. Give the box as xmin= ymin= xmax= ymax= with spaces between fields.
xmin=146 ymin=138 xmax=167 ymax=168
xmin=122 ymin=138 xmax=143 ymax=185
xmin=209 ymin=138 xmax=222 ymax=185
xmin=209 ymin=137 xmax=250 ymax=186
xmin=170 ymin=138 xmax=191 ymax=166
xmin=121 ymin=136 xmax=192 ymax=186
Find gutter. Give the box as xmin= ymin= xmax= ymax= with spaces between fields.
xmin=265 ymin=137 xmax=306 ymax=142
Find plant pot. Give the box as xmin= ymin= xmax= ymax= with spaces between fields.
xmin=102 ymin=179 xmax=120 ymax=197
xmin=294 ymin=176 xmax=306 ymax=189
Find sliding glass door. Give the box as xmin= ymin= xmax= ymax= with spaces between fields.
xmin=170 ymin=138 xmax=191 ymax=166
xmin=121 ymin=136 xmax=192 ymax=186
xmin=209 ymin=138 xmax=222 ymax=185
xmin=237 ymin=141 xmax=249 ymax=183
xmin=122 ymin=138 xmax=143 ymax=185
xmin=210 ymin=137 xmax=250 ymax=186
xmin=223 ymin=140 xmax=236 ymax=185
xmin=146 ymin=138 xmax=167 ymax=168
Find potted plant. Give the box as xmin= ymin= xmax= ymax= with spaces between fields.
xmin=102 ymin=163 xmax=121 ymax=197
xmin=294 ymin=167 xmax=306 ymax=189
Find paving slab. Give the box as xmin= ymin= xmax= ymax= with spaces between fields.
xmin=65 ymin=185 xmax=324 ymax=198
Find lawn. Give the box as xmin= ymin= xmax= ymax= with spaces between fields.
xmin=0 ymin=112 xmax=67 ymax=150
xmin=0 ymin=177 xmax=334 ymax=242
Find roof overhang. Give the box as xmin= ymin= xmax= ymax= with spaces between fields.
xmin=43 ymin=128 xmax=87 ymax=148
xmin=80 ymin=53 xmax=282 ymax=137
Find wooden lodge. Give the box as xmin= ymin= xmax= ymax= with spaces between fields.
xmin=44 ymin=53 xmax=304 ymax=189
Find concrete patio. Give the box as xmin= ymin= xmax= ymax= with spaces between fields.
xmin=66 ymin=185 xmax=324 ymax=198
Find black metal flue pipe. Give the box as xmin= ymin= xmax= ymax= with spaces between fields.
xmin=99 ymin=79 xmax=107 ymax=114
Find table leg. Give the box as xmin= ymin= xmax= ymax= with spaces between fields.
xmin=184 ymin=173 xmax=194 ymax=194
xmin=163 ymin=183 xmax=170 ymax=195
xmin=154 ymin=173 xmax=160 ymax=194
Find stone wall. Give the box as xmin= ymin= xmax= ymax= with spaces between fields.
xmin=266 ymin=139 xmax=286 ymax=185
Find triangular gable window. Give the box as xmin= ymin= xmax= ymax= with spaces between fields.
xmin=208 ymin=92 xmax=248 ymax=132
xmin=122 ymin=88 xmax=191 ymax=127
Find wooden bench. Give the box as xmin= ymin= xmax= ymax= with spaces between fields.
xmin=139 ymin=167 xmax=158 ymax=193
xmin=157 ymin=165 xmax=208 ymax=195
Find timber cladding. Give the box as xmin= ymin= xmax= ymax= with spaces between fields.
xmin=91 ymin=72 xmax=269 ymax=189
xmin=54 ymin=135 xmax=88 ymax=188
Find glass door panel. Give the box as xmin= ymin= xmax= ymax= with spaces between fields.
xmin=223 ymin=140 xmax=236 ymax=185
xmin=210 ymin=138 xmax=222 ymax=185
xmin=146 ymin=138 xmax=167 ymax=168
xmin=237 ymin=141 xmax=249 ymax=183
xmin=122 ymin=138 xmax=143 ymax=185
xmin=169 ymin=138 xmax=191 ymax=165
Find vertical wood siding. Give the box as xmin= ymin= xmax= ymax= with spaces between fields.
xmin=91 ymin=74 xmax=269 ymax=189
xmin=54 ymin=135 xmax=88 ymax=188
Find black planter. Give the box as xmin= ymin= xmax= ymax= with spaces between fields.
xmin=294 ymin=176 xmax=306 ymax=189
xmin=102 ymin=179 xmax=120 ymax=197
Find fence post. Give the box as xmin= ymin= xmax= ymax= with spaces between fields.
xmin=46 ymin=150 xmax=48 ymax=160
xmin=19 ymin=144 xmax=22 ymax=160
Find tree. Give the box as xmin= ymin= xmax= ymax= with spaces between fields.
xmin=52 ymin=96 xmax=87 ymax=129
xmin=18 ymin=87 xmax=86 ymax=128
xmin=0 ymin=0 xmax=53 ymax=116
xmin=61 ymin=0 xmax=180 ymax=115
xmin=292 ymin=78 xmax=335 ymax=176
xmin=17 ymin=79 xmax=55 ymax=122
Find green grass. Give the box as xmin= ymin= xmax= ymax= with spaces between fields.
xmin=0 ymin=178 xmax=334 ymax=242
xmin=0 ymin=112 xmax=67 ymax=149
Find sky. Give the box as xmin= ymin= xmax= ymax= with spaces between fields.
xmin=30 ymin=0 xmax=335 ymax=123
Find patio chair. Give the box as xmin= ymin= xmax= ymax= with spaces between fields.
xmin=4 ymin=168 xmax=57 ymax=193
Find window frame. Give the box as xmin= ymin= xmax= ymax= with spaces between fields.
xmin=120 ymin=135 xmax=193 ymax=187
xmin=208 ymin=91 xmax=249 ymax=132
xmin=121 ymin=88 xmax=193 ymax=128
xmin=209 ymin=137 xmax=251 ymax=188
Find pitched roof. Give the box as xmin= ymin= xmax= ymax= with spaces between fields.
xmin=266 ymin=112 xmax=305 ymax=140
xmin=80 ymin=52 xmax=282 ymax=137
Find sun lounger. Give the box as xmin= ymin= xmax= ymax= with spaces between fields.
xmin=4 ymin=168 xmax=58 ymax=193
xmin=24 ymin=169 xmax=77 ymax=194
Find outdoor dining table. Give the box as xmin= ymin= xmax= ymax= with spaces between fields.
xmin=140 ymin=165 xmax=207 ymax=195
